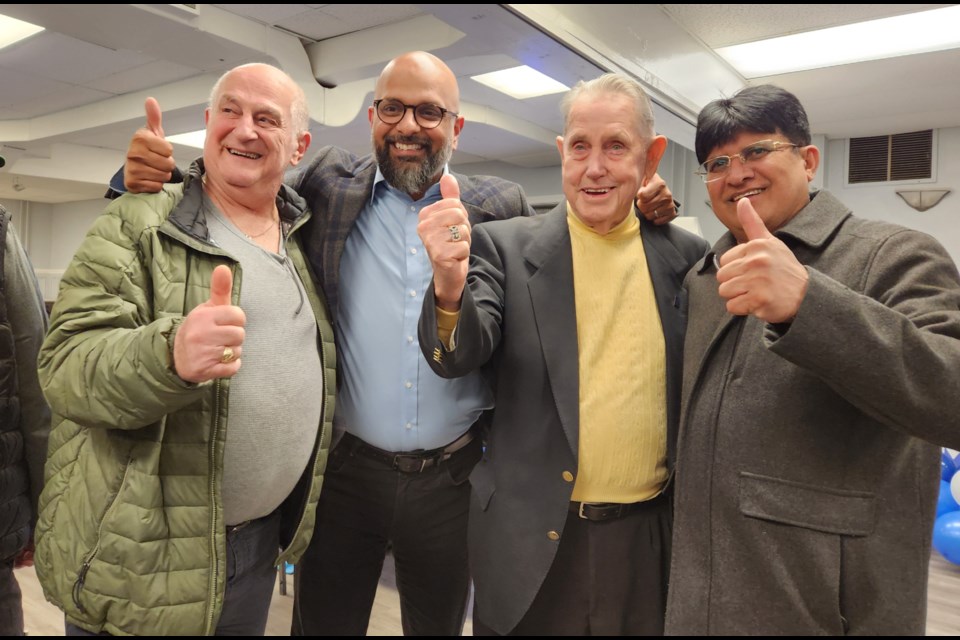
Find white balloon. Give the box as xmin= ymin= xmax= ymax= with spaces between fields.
xmin=950 ymin=470 xmax=960 ymax=506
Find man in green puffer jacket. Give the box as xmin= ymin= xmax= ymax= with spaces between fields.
xmin=34 ymin=63 xmax=336 ymax=636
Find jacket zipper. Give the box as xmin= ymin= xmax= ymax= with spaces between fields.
xmin=276 ymin=239 xmax=331 ymax=563
xmin=72 ymin=460 xmax=132 ymax=613
xmin=204 ymin=377 xmax=224 ymax=635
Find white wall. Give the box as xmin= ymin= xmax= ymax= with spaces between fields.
xmin=0 ymin=196 xmax=107 ymax=301
xmin=674 ymin=128 xmax=960 ymax=261
xmin=823 ymin=127 xmax=960 ymax=265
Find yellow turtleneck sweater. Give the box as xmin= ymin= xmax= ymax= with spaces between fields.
xmin=567 ymin=204 xmax=667 ymax=503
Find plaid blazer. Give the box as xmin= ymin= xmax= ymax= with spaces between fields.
xmin=291 ymin=145 xmax=534 ymax=321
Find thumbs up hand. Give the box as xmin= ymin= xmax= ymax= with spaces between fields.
xmin=173 ymin=265 xmax=247 ymax=382
xmin=636 ymin=173 xmax=677 ymax=225
xmin=716 ymin=198 xmax=808 ymax=323
xmin=125 ymin=97 xmax=177 ymax=194
xmin=417 ymin=174 xmax=471 ymax=311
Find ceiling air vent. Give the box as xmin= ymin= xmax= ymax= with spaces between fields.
xmin=849 ymin=130 xmax=933 ymax=184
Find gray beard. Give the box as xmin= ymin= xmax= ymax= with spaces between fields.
xmin=376 ymin=135 xmax=453 ymax=197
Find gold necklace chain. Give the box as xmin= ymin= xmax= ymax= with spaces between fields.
xmin=244 ymin=215 xmax=278 ymax=239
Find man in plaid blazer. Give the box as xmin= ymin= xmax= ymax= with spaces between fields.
xmin=124 ymin=51 xmax=678 ymax=636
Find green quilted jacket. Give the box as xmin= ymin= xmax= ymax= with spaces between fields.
xmin=34 ymin=161 xmax=336 ymax=635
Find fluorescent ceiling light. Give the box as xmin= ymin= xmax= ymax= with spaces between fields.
xmin=717 ymin=5 xmax=960 ymax=78
xmin=471 ymin=65 xmax=569 ymax=99
xmin=0 ymin=14 xmax=43 ymax=49
xmin=168 ymin=130 xmax=206 ymax=149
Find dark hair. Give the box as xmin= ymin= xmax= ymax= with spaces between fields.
xmin=695 ymin=84 xmax=811 ymax=163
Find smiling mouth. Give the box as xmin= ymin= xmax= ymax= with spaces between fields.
xmin=394 ymin=142 xmax=423 ymax=152
xmin=582 ymin=187 xmax=613 ymax=195
xmin=228 ymin=148 xmax=261 ymax=160
xmin=731 ymin=188 xmax=763 ymax=202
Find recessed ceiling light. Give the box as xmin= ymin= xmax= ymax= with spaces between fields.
xmin=471 ymin=65 xmax=569 ymax=99
xmin=0 ymin=14 xmax=43 ymax=50
xmin=717 ymin=6 xmax=960 ymax=78
xmin=167 ymin=130 xmax=206 ymax=149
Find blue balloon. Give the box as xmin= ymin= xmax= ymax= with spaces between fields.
xmin=939 ymin=480 xmax=959 ymax=517
xmin=942 ymin=449 xmax=958 ymax=481
xmin=934 ymin=511 xmax=960 ymax=565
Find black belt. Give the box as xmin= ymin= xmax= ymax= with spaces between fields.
xmin=569 ymin=491 xmax=668 ymax=522
xmin=343 ymin=429 xmax=475 ymax=473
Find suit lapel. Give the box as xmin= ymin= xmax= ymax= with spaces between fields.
xmin=526 ymin=204 xmax=580 ymax=457
xmin=323 ymin=159 xmax=377 ymax=321
xmin=641 ymin=217 xmax=697 ymax=467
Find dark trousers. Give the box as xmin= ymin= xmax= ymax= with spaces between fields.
xmin=474 ymin=493 xmax=672 ymax=636
xmin=0 ymin=560 xmax=23 ymax=636
xmin=66 ymin=510 xmax=280 ymax=636
xmin=292 ymin=435 xmax=481 ymax=636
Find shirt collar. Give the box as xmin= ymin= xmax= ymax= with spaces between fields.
xmin=371 ymin=164 xmax=451 ymax=205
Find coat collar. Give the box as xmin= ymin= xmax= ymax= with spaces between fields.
xmin=697 ymin=190 xmax=852 ymax=274
xmin=168 ymin=158 xmax=312 ymax=242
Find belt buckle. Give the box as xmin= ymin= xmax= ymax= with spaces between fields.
xmin=393 ymin=453 xmax=437 ymax=473
xmin=577 ymin=502 xmax=589 ymax=520
xmin=418 ymin=452 xmax=444 ymax=472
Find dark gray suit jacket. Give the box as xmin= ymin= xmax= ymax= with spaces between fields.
xmin=419 ymin=203 xmax=709 ymax=634
xmin=291 ymin=145 xmax=533 ymax=322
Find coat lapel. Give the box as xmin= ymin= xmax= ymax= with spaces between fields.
xmin=525 ymin=204 xmax=580 ymax=457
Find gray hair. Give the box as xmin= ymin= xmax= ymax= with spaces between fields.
xmin=561 ymin=73 xmax=656 ymax=139
xmin=208 ymin=63 xmax=310 ymax=137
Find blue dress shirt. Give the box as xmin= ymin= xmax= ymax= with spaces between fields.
xmin=334 ymin=167 xmax=493 ymax=451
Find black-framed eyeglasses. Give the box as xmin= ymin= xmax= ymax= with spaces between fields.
xmin=696 ymin=140 xmax=800 ymax=183
xmin=373 ymin=99 xmax=458 ymax=129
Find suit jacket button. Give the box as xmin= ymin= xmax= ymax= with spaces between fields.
xmin=562 ymin=471 xmax=574 ymax=482
xmin=547 ymin=531 xmax=560 ymax=541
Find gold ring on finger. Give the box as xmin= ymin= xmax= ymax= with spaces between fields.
xmin=220 ymin=346 xmax=237 ymax=364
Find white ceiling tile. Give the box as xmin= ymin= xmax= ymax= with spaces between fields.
xmin=0 ymin=66 xmax=65 ymax=107
xmin=0 ymin=31 xmax=152 ymax=84
xmin=86 ymin=60 xmax=203 ymax=95
xmin=315 ymin=4 xmax=422 ymax=28
xmin=213 ymin=4 xmax=318 ymax=24
xmin=12 ymin=85 xmax=114 ymax=118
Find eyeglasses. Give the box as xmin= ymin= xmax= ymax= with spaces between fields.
xmin=373 ymin=99 xmax=458 ymax=130
xmin=696 ymin=140 xmax=799 ymax=183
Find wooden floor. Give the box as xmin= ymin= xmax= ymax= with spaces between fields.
xmin=16 ymin=552 xmax=473 ymax=636
xmin=16 ymin=552 xmax=960 ymax=635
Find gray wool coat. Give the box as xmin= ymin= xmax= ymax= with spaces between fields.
xmin=666 ymin=190 xmax=960 ymax=635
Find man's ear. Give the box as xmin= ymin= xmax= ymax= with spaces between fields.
xmin=290 ymin=132 xmax=311 ymax=166
xmin=802 ymin=144 xmax=820 ymax=183
xmin=450 ymin=115 xmax=465 ymax=151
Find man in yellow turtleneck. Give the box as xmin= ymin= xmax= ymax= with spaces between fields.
xmin=417 ymin=73 xmax=707 ymax=635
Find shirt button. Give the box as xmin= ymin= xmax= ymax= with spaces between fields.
xmin=407 ymin=336 xmax=414 ymax=343
xmin=547 ymin=531 xmax=560 ymax=541
xmin=405 ymin=422 xmax=413 ymax=430
xmin=405 ymin=381 xmax=413 ymax=389
xmin=410 ymin=247 xmax=418 ymax=254
xmin=409 ymin=290 xmax=417 ymax=297
xmin=562 ymin=471 xmax=574 ymax=483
